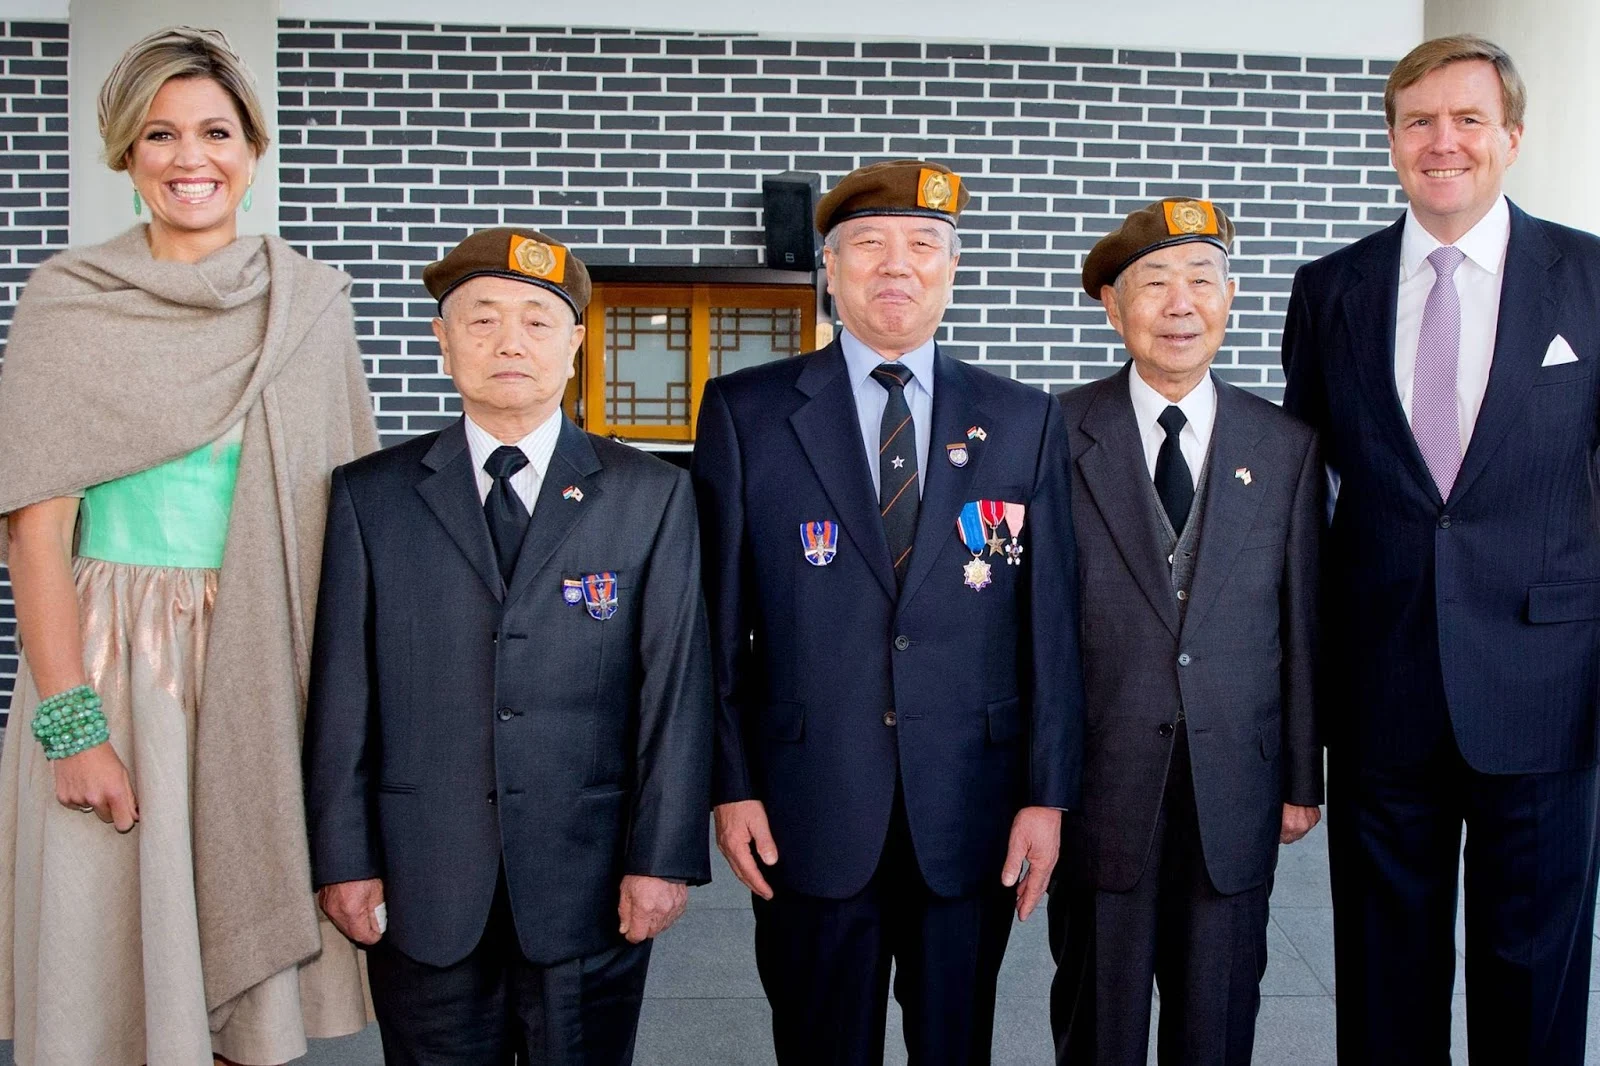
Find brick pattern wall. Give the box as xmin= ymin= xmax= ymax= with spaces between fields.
xmin=0 ymin=19 xmax=1406 ymax=708
xmin=275 ymin=20 xmax=1401 ymax=446
xmin=0 ymin=20 xmax=69 ymax=709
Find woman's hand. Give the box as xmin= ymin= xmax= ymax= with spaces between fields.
xmin=52 ymin=743 xmax=139 ymax=832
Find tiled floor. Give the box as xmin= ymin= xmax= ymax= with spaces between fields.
xmin=6 ymin=820 xmax=1600 ymax=1063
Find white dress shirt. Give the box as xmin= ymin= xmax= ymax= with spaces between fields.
xmin=463 ymin=409 xmax=562 ymax=512
xmin=1128 ymin=365 xmax=1216 ymax=491
xmin=839 ymin=328 xmax=935 ymax=499
xmin=1394 ymin=195 xmax=1510 ymax=453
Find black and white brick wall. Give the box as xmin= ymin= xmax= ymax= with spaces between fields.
xmin=275 ymin=20 xmax=1402 ymax=444
xmin=0 ymin=20 xmax=69 ymax=708
xmin=0 ymin=17 xmax=1405 ymax=708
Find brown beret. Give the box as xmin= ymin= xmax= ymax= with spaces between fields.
xmin=815 ymin=159 xmax=970 ymax=235
xmin=1081 ymin=198 xmax=1236 ymax=298
xmin=423 ymin=227 xmax=592 ymax=318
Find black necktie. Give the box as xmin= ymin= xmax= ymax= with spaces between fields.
xmin=1155 ymin=405 xmax=1194 ymax=534
xmin=872 ymin=361 xmax=920 ymax=586
xmin=483 ymin=445 xmax=530 ymax=582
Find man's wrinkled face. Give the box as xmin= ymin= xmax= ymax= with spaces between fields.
xmin=432 ymin=275 xmax=584 ymax=425
xmin=1103 ymin=243 xmax=1234 ymax=389
xmin=1389 ymin=59 xmax=1521 ymax=241
xmin=823 ymin=215 xmax=958 ymax=358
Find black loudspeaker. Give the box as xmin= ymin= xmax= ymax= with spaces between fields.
xmin=762 ymin=171 xmax=822 ymax=271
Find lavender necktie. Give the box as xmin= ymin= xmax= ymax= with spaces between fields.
xmin=1411 ymin=245 xmax=1468 ymax=497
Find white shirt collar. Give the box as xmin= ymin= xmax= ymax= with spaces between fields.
xmin=1127 ymin=363 xmax=1217 ymax=440
xmin=463 ymin=407 xmax=563 ymax=480
xmin=1400 ymin=195 xmax=1511 ymax=281
xmin=839 ymin=328 xmax=937 ymax=397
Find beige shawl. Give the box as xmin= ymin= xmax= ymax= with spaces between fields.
xmin=0 ymin=225 xmax=380 ymax=1010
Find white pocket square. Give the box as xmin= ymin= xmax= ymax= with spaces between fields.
xmin=1542 ymin=335 xmax=1580 ymax=367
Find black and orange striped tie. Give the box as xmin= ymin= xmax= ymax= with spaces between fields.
xmin=872 ymin=361 xmax=920 ymax=587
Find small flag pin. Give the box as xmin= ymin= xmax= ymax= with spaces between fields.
xmin=562 ymin=485 xmax=584 ymax=502
xmin=966 ymin=425 xmax=987 ymax=441
xmin=1234 ymin=467 xmax=1252 ymax=486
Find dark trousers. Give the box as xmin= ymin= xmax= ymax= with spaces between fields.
xmin=1328 ymin=736 xmax=1600 ymax=1065
xmin=367 ymin=875 xmax=653 ymax=1066
xmin=1048 ymin=724 xmax=1270 ymax=1066
xmin=751 ymin=794 xmax=1016 ymax=1066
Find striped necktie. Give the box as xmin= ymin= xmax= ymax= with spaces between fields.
xmin=1411 ymin=245 xmax=1467 ymax=498
xmin=872 ymin=362 xmax=920 ymax=587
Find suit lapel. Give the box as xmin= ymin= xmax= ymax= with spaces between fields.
xmin=788 ymin=341 xmax=897 ymax=600
xmin=416 ymin=419 xmax=504 ymax=602
xmin=1180 ymin=379 xmax=1268 ymax=638
xmin=1340 ymin=218 xmax=1441 ymax=503
xmin=899 ymin=351 xmax=985 ymax=605
xmin=1448 ymin=203 xmax=1561 ymax=504
xmin=505 ymin=418 xmax=603 ymax=605
xmin=1076 ymin=365 xmax=1181 ymax=637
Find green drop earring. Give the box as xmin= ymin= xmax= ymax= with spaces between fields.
xmin=132 ymin=188 xmax=142 ymax=216
xmin=242 ymin=184 xmax=253 ymax=213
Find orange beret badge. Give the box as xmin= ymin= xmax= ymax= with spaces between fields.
xmin=507 ymin=234 xmax=567 ymax=282
xmin=1162 ymin=200 xmax=1219 ymax=237
xmin=918 ymin=169 xmax=961 ymax=213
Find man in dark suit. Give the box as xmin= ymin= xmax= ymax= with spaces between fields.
xmin=1282 ymin=35 xmax=1600 ymax=1065
xmin=1048 ymin=199 xmax=1323 ymax=1065
xmin=691 ymin=159 xmax=1084 ymax=1064
xmin=303 ymin=228 xmax=712 ymax=1066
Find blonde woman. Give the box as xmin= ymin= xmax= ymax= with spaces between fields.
xmin=0 ymin=27 xmax=376 ymax=1065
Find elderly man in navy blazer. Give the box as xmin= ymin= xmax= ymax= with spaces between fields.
xmin=692 ymin=159 xmax=1084 ymax=1064
xmin=1283 ymin=36 xmax=1600 ymax=1065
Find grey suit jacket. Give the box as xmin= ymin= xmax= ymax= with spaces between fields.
xmin=1059 ymin=365 xmax=1322 ymax=896
xmin=303 ymin=417 xmax=713 ymax=968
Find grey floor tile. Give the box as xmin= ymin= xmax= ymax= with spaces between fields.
xmin=633 ymin=998 xmax=776 ymax=1066
xmin=1271 ymin=906 xmax=1336 ymax=995
xmin=1248 ymin=995 xmax=1339 ymax=1065
xmin=996 ymin=910 xmax=1055 ymax=999
xmin=645 ymin=906 xmax=765 ymax=999
xmin=1261 ymin=920 xmax=1326 ymax=997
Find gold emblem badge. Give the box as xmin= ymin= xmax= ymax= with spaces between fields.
xmin=507 ymin=234 xmax=567 ymax=282
xmin=918 ymin=168 xmax=961 ymax=213
xmin=1162 ymin=200 xmax=1219 ymax=237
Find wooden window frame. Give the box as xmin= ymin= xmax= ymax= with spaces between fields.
xmin=581 ymin=283 xmax=817 ymax=442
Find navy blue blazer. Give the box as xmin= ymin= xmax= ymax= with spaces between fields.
xmin=691 ymin=340 xmax=1085 ymax=901
xmin=303 ymin=417 xmax=713 ymax=968
xmin=1282 ymin=202 xmax=1600 ymax=774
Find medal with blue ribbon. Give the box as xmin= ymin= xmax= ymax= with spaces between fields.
xmin=955 ymin=501 xmax=993 ymax=591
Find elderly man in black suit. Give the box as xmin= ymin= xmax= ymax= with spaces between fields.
xmin=1049 ymin=199 xmax=1323 ymax=1066
xmin=302 ymin=228 xmax=712 ymax=1066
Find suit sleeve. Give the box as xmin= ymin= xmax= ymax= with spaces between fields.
xmin=1281 ymin=268 xmax=1328 ymax=438
xmin=302 ymin=466 xmax=382 ymax=887
xmin=1025 ymin=395 xmax=1086 ymax=810
xmin=690 ymin=378 xmax=758 ymax=806
xmin=625 ymin=468 xmax=714 ymax=884
xmin=1280 ymin=428 xmax=1325 ymax=807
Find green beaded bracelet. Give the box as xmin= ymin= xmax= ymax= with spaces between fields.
xmin=31 ymin=685 xmax=110 ymax=761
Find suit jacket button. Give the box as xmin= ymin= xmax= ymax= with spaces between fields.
xmin=894 ymin=635 xmax=911 ymax=651
xmin=1439 ymin=514 xmax=1451 ymax=529
xmin=1176 ymin=589 xmax=1188 ymax=601
xmin=487 ymin=790 xmax=497 ymax=805
xmin=883 ymin=710 xmax=897 ymax=726
xmin=1158 ymin=722 xmax=1175 ymax=739
xmin=1177 ymin=653 xmax=1191 ymax=667
xmin=496 ymin=706 xmax=514 ymax=721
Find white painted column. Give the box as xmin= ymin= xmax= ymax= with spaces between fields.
xmin=1425 ymin=0 xmax=1600 ymax=234
xmin=67 ymin=0 xmax=279 ymax=245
